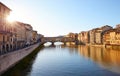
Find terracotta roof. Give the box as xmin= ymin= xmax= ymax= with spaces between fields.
xmin=104 ymin=29 xmax=120 ymax=34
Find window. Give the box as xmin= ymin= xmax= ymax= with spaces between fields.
xmin=3 ymin=8 xmax=5 ymax=13
xmin=3 ymin=35 xmax=5 ymax=42
xmin=7 ymin=36 xmax=9 ymax=41
xmin=0 ymin=6 xmax=1 ymax=12
xmin=11 ymin=38 xmax=12 ymax=42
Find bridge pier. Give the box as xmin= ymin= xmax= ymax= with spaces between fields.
xmin=64 ymin=42 xmax=66 ymax=45
xmin=75 ymin=41 xmax=79 ymax=45
xmin=51 ymin=42 xmax=54 ymax=45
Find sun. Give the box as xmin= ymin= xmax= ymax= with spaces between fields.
xmin=7 ymin=12 xmax=16 ymax=22
xmin=7 ymin=15 xmax=15 ymax=22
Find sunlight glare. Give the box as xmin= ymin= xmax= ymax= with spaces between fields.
xmin=7 ymin=13 xmax=15 ymax=22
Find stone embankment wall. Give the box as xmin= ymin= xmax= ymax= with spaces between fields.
xmin=0 ymin=43 xmax=40 ymax=75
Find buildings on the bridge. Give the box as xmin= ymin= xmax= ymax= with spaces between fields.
xmin=66 ymin=32 xmax=78 ymax=41
xmin=0 ymin=2 xmax=43 ymax=53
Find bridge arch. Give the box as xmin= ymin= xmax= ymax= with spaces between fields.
xmin=44 ymin=41 xmax=64 ymax=46
xmin=44 ymin=42 xmax=52 ymax=46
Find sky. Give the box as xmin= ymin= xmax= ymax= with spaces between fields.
xmin=0 ymin=0 xmax=120 ymax=37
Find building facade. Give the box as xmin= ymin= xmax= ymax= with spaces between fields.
xmin=0 ymin=2 xmax=43 ymax=54
xmin=32 ymin=30 xmax=38 ymax=44
xmin=12 ymin=21 xmax=27 ymax=49
xmin=78 ymin=31 xmax=89 ymax=44
xmin=103 ymin=28 xmax=120 ymax=45
xmin=36 ymin=34 xmax=44 ymax=42
xmin=67 ymin=33 xmax=78 ymax=41
xmin=24 ymin=24 xmax=33 ymax=45
xmin=0 ymin=2 xmax=12 ymax=53
xmin=89 ymin=29 xmax=96 ymax=44
xmin=94 ymin=25 xmax=113 ymax=44
xmin=89 ymin=25 xmax=113 ymax=45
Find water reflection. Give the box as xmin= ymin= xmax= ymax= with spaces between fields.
xmin=54 ymin=42 xmax=63 ymax=45
xmin=78 ymin=45 xmax=120 ymax=74
xmin=44 ymin=42 xmax=52 ymax=46
xmin=44 ymin=42 xmax=63 ymax=47
xmin=2 ymin=44 xmax=120 ymax=76
xmin=44 ymin=42 xmax=63 ymax=49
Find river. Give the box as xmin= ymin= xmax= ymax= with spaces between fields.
xmin=2 ymin=42 xmax=120 ymax=76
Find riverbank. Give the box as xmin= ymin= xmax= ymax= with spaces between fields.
xmin=0 ymin=42 xmax=42 ymax=75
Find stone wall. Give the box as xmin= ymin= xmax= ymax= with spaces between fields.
xmin=0 ymin=43 xmax=40 ymax=75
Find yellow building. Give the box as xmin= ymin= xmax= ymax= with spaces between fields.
xmin=89 ymin=25 xmax=112 ymax=45
xmin=95 ymin=25 xmax=112 ymax=44
xmin=103 ymin=28 xmax=120 ymax=45
xmin=78 ymin=31 xmax=89 ymax=44
xmin=67 ymin=32 xmax=78 ymax=41
xmin=89 ymin=29 xmax=96 ymax=44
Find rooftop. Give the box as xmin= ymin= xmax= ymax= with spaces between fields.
xmin=0 ymin=2 xmax=11 ymax=11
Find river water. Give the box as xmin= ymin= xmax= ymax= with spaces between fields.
xmin=2 ymin=42 xmax=120 ymax=76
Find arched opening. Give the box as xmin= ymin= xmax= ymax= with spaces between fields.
xmin=20 ymin=43 xmax=22 ymax=48
xmin=10 ymin=44 xmax=12 ymax=51
xmin=0 ymin=45 xmax=2 ymax=54
xmin=13 ymin=44 xmax=16 ymax=50
xmin=54 ymin=41 xmax=64 ymax=45
xmin=17 ymin=42 xmax=20 ymax=49
xmin=44 ymin=42 xmax=52 ymax=46
xmin=44 ymin=41 xmax=64 ymax=47
xmin=6 ymin=44 xmax=9 ymax=52
xmin=2 ymin=45 xmax=5 ymax=53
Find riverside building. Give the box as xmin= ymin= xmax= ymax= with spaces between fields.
xmin=103 ymin=25 xmax=120 ymax=45
xmin=78 ymin=31 xmax=89 ymax=44
xmin=0 ymin=2 xmax=12 ymax=53
xmin=0 ymin=2 xmax=42 ymax=54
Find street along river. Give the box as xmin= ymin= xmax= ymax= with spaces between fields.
xmin=2 ymin=42 xmax=120 ymax=76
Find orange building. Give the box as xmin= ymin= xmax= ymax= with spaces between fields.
xmin=89 ymin=25 xmax=112 ymax=45
xmin=67 ymin=32 xmax=78 ymax=41
xmin=95 ymin=25 xmax=112 ymax=44
xmin=103 ymin=28 xmax=120 ymax=45
xmin=78 ymin=31 xmax=89 ymax=44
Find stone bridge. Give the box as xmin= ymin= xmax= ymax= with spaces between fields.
xmin=41 ymin=37 xmax=78 ymax=45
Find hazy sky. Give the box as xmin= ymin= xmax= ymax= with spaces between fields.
xmin=1 ymin=0 xmax=120 ymax=36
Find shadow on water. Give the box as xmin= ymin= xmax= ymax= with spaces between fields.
xmin=1 ymin=44 xmax=44 ymax=76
